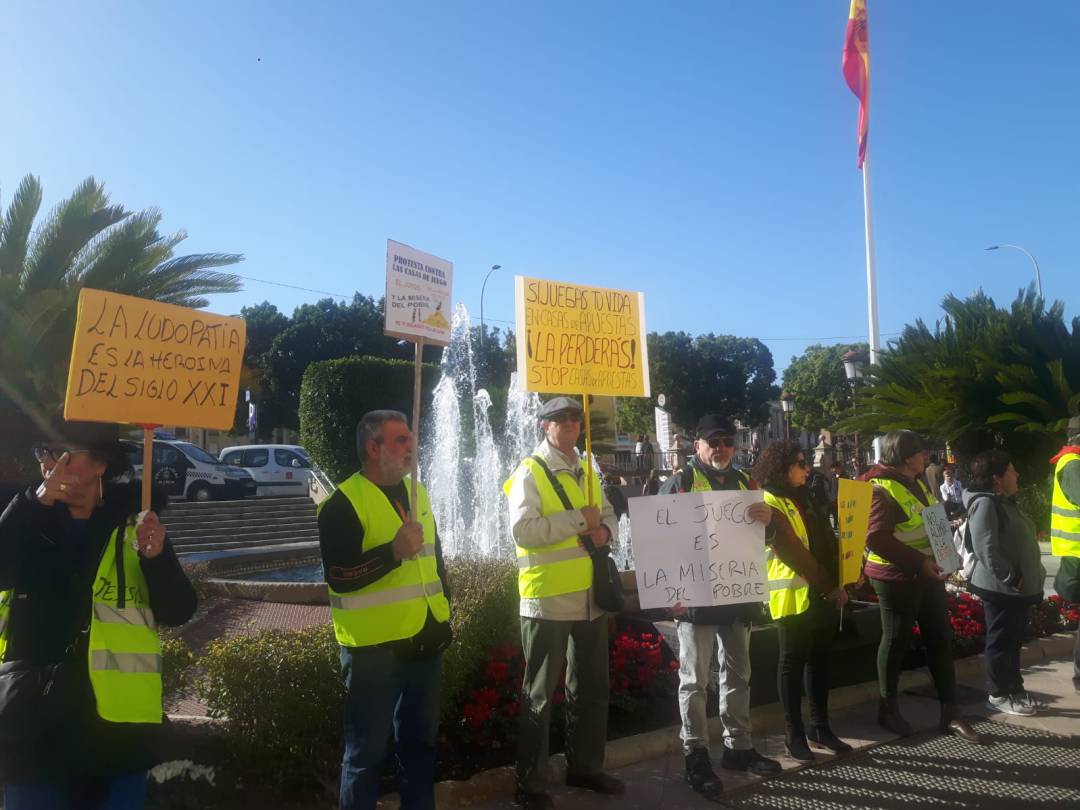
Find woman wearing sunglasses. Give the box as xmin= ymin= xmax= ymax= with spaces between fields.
xmin=0 ymin=414 xmax=197 ymax=809
xmin=753 ymin=440 xmax=851 ymax=762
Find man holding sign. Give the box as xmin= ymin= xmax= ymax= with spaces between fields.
xmin=503 ymin=397 xmax=622 ymax=810
xmin=862 ymin=430 xmax=979 ymax=743
xmin=658 ymin=414 xmax=780 ymax=797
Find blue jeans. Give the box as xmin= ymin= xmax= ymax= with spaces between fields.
xmin=4 ymin=771 xmax=148 ymax=810
xmin=339 ymin=646 xmax=441 ymax=810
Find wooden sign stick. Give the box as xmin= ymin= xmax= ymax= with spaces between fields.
xmin=137 ymin=424 xmax=159 ymax=512
xmin=409 ymin=338 xmax=424 ymax=517
xmin=583 ymin=394 xmax=593 ymax=506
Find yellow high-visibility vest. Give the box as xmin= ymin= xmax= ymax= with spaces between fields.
xmin=866 ymin=477 xmax=936 ymax=567
xmin=689 ymin=466 xmax=749 ymax=492
xmin=763 ymin=492 xmax=811 ymax=620
xmin=1051 ymin=452 xmax=1080 ymax=558
xmin=503 ymin=456 xmax=597 ymax=599
xmin=323 ymin=474 xmax=450 ymax=648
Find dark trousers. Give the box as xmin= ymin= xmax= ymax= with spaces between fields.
xmin=871 ymin=577 xmax=956 ymax=703
xmin=517 ymin=616 xmax=609 ymax=794
xmin=339 ymin=646 xmax=441 ymax=810
xmin=775 ymin=601 xmax=837 ymax=734
xmin=983 ymin=599 xmax=1029 ymax=697
xmin=4 ymin=772 xmax=147 ymax=810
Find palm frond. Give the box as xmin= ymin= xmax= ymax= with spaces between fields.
xmin=0 ymin=175 xmax=44 ymax=279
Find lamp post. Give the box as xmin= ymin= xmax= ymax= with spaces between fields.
xmin=780 ymin=391 xmax=794 ymax=441
xmin=479 ymin=264 xmax=502 ymax=346
xmin=843 ymin=350 xmax=866 ymax=470
xmin=985 ymin=244 xmax=1042 ymax=299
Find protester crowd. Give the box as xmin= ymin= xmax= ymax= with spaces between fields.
xmin=2 ymin=405 xmax=1078 ymax=810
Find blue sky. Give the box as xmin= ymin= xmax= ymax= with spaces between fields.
xmin=4 ymin=1 xmax=1077 ymax=374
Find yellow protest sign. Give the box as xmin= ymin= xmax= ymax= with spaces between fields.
xmin=515 ymin=276 xmax=650 ymax=398
xmin=64 ymin=288 xmax=246 ymax=430
xmin=838 ymin=478 xmax=874 ymax=585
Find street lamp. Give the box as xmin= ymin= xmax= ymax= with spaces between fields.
xmin=780 ymin=391 xmax=794 ymax=441
xmin=843 ymin=350 xmax=867 ymax=470
xmin=985 ymin=244 xmax=1042 ymax=299
xmin=479 ymin=264 xmax=502 ymax=346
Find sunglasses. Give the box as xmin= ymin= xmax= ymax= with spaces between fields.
xmin=33 ymin=446 xmax=89 ymax=463
xmin=705 ymin=436 xmax=735 ymax=449
xmin=550 ymin=412 xmax=582 ymax=424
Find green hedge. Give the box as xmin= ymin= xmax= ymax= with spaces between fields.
xmin=299 ymin=355 xmax=440 ymax=484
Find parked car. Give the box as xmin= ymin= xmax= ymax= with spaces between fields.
xmin=121 ymin=439 xmax=257 ymax=501
xmin=218 ymin=444 xmax=314 ymax=497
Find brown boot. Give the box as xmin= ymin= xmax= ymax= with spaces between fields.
xmin=876 ymin=697 xmax=914 ymax=737
xmin=939 ymin=703 xmax=981 ymax=743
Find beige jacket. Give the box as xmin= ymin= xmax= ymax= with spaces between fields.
xmin=506 ymin=439 xmax=619 ymax=621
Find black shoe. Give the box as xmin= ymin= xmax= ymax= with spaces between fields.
xmin=684 ymin=748 xmax=723 ymax=797
xmin=784 ymin=734 xmax=814 ymax=763
xmin=1072 ymin=677 xmax=1080 ymax=694
xmin=565 ymin=772 xmax=625 ymax=796
xmin=807 ymin=726 xmax=854 ymax=754
xmin=721 ymin=747 xmax=782 ymax=775
xmin=514 ymin=790 xmax=555 ymax=810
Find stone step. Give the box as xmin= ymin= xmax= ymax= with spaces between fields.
xmin=163 ymin=503 xmax=315 ymax=520
xmin=166 ymin=496 xmax=312 ymax=511
xmin=164 ymin=515 xmax=317 ymax=534
xmin=169 ymin=527 xmax=320 ymax=546
xmin=174 ymin=535 xmax=322 ymax=553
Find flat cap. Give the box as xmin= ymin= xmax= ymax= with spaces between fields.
xmin=538 ymin=396 xmax=584 ymax=420
xmin=1068 ymin=415 xmax=1080 ymax=435
xmin=695 ymin=413 xmax=736 ymax=439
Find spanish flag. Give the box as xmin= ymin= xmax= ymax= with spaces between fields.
xmin=842 ymin=0 xmax=870 ymax=168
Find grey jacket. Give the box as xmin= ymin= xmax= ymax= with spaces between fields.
xmin=963 ymin=489 xmax=1044 ymax=600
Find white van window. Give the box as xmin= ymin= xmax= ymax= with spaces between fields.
xmin=176 ymin=442 xmax=220 ymax=465
xmin=222 ymin=450 xmax=243 ymax=466
xmin=275 ymin=449 xmax=309 ymax=468
xmin=244 ymin=449 xmax=270 ymax=467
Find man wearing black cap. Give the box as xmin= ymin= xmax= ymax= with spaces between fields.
xmin=503 ymin=396 xmax=622 ymax=810
xmin=661 ymin=413 xmax=780 ymax=798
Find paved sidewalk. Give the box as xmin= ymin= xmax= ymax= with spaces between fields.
xmin=390 ymin=634 xmax=1078 ymax=810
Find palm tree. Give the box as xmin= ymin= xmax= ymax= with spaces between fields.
xmin=0 ymin=174 xmax=243 ymax=481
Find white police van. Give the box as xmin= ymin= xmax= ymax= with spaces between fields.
xmin=122 ymin=438 xmax=256 ymax=501
xmin=219 ymin=444 xmax=314 ymax=497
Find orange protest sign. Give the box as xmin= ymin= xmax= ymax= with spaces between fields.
xmin=838 ymin=478 xmax=873 ymax=585
xmin=64 ymin=288 xmax=246 ymax=430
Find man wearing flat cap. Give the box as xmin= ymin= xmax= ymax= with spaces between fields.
xmin=660 ymin=413 xmax=779 ymax=798
xmin=503 ymin=396 xmax=623 ymax=809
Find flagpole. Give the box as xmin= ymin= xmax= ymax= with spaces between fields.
xmin=861 ymin=148 xmax=881 ymax=366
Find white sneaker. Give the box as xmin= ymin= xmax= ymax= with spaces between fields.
xmin=1014 ymin=691 xmax=1042 ymax=713
xmin=986 ymin=694 xmax=1035 ymax=716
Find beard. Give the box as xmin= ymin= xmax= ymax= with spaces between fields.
xmin=708 ymin=456 xmax=732 ymax=471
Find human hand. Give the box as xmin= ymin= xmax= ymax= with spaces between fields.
xmin=827 ymin=587 xmax=849 ymax=609
xmin=919 ymin=557 xmax=946 ymax=582
xmin=669 ymin=601 xmax=689 ymax=618
xmin=580 ymin=525 xmax=612 ymax=549
xmin=580 ymin=505 xmax=602 ymax=530
xmin=747 ymin=502 xmax=773 ymax=525
xmin=36 ymin=453 xmax=82 ymax=507
xmin=392 ymin=521 xmax=425 ymax=560
xmin=135 ymin=511 xmax=166 ymax=559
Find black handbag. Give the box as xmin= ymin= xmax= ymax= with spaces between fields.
xmin=0 ymin=657 xmax=87 ymax=743
xmin=530 ymin=456 xmax=626 ymax=613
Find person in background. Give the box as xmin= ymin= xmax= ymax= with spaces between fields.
xmin=603 ymin=472 xmax=629 ymax=520
xmin=641 ymin=468 xmax=660 ymax=497
xmin=924 ymin=454 xmax=945 ymax=498
xmin=827 ymin=460 xmax=846 ymax=527
xmin=861 ymin=431 xmax=980 ymax=743
xmin=634 ymin=434 xmax=647 ymax=476
xmin=939 ymin=464 xmax=964 ymax=506
xmin=661 ymin=414 xmax=780 ymax=801
xmin=963 ymin=450 xmax=1044 ymax=716
xmin=1049 ymin=415 xmax=1080 ymax=694
xmin=754 ymin=441 xmax=852 ymax=762
xmin=0 ymin=414 xmax=197 ymax=810
xmin=504 ymin=397 xmax=623 ymax=810
xmin=317 ymin=410 xmax=452 ymax=810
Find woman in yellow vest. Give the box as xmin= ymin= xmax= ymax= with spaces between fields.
xmin=0 ymin=416 xmax=196 ymax=809
xmin=1049 ymin=415 xmax=1080 ymax=692
xmin=862 ymin=430 xmax=978 ymax=743
xmin=752 ymin=441 xmax=850 ymax=762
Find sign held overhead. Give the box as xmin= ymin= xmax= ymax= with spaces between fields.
xmin=384 ymin=239 xmax=453 ymax=346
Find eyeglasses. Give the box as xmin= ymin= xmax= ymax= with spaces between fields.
xmin=705 ymin=436 xmax=735 ymax=449
xmin=33 ymin=446 xmax=88 ymax=463
xmin=550 ymin=412 xmax=582 ymax=424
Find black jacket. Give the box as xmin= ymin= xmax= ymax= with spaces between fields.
xmin=0 ymin=482 xmax=197 ymax=785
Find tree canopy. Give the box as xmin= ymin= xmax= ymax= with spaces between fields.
xmin=782 ymin=342 xmax=868 ymax=434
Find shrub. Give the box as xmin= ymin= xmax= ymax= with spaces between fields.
xmin=299 ymin=356 xmax=440 ymax=484
xmin=196 ymin=625 xmax=342 ymax=797
xmin=1016 ymin=475 xmax=1052 ymax=537
xmin=440 ymin=557 xmax=520 ymax=722
xmin=161 ymin=634 xmax=196 ymax=698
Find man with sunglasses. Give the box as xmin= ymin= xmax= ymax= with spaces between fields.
xmin=504 ymin=397 xmax=622 ymax=810
xmin=661 ymin=414 xmax=779 ymax=799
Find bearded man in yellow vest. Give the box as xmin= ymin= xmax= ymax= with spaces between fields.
xmin=503 ymin=397 xmax=623 ymax=810
xmin=861 ymin=430 xmax=979 ymax=743
xmin=317 ymin=410 xmax=452 ymax=810
xmin=1049 ymin=415 xmax=1080 ymax=693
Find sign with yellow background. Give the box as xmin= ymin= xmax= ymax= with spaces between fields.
xmin=838 ymin=477 xmax=874 ymax=585
xmin=64 ymin=288 xmax=246 ymax=430
xmin=515 ymin=276 xmax=650 ymax=398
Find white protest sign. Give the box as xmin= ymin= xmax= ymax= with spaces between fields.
xmin=921 ymin=502 xmax=960 ymax=575
xmin=629 ymin=490 xmax=767 ymax=610
xmin=384 ymin=239 xmax=453 ymax=346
